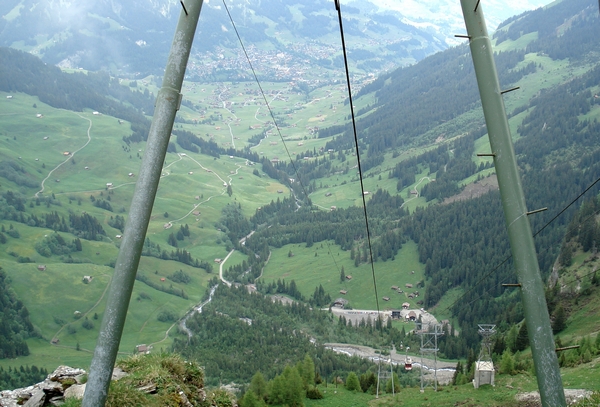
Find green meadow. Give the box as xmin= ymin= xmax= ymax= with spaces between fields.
xmin=301 ymin=357 xmax=600 ymax=407
xmin=4 ymin=37 xmax=597 ymax=377
xmin=260 ymin=240 xmax=424 ymax=311
xmin=1 ymin=83 xmax=413 ymax=370
xmin=0 ymin=219 xmax=215 ymax=370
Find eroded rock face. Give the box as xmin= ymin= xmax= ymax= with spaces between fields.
xmin=63 ymin=384 xmax=86 ymax=400
xmin=0 ymin=365 xmax=89 ymax=407
xmin=0 ymin=361 xmax=228 ymax=407
xmin=515 ymin=389 xmax=593 ymax=406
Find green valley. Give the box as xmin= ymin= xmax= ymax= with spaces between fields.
xmin=1 ymin=0 xmax=600 ymax=405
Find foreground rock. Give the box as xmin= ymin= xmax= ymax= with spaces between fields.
xmin=0 ymin=354 xmax=237 ymax=407
xmin=516 ymin=389 xmax=593 ymax=406
xmin=0 ymin=365 xmax=86 ymax=407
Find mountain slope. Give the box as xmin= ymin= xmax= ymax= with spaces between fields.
xmin=0 ymin=0 xmax=445 ymax=76
xmin=1 ymin=0 xmax=600 ymax=376
xmin=255 ymin=0 xmax=600 ymax=350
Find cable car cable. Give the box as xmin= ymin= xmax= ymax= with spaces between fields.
xmin=221 ymin=0 xmax=345 ymax=283
xmin=444 ymin=174 xmax=600 ymax=312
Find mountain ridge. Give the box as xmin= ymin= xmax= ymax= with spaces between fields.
xmin=0 ymin=0 xmax=444 ymax=76
xmin=1 ymin=0 xmax=600 ymax=396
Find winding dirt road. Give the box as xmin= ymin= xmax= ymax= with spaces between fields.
xmin=35 ymin=112 xmax=94 ymax=197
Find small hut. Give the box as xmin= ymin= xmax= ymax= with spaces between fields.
xmin=473 ymin=361 xmax=495 ymax=388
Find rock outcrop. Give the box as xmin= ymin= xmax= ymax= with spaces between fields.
xmin=0 ymin=365 xmax=87 ymax=407
xmin=0 ymin=354 xmax=237 ymax=407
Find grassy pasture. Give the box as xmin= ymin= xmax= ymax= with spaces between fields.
xmin=0 ymin=219 xmax=214 ymax=370
xmin=303 ymin=372 xmax=527 ymax=407
xmin=427 ymin=286 xmax=464 ymax=324
xmin=303 ymin=361 xmax=600 ymax=407
xmin=305 ymin=385 xmax=374 ymax=407
xmin=494 ymin=31 xmax=539 ymax=52
xmin=177 ymin=80 xmax=349 ymax=160
xmin=5 ymin=237 xmax=212 ymax=372
xmin=308 ymin=154 xmax=435 ymax=213
xmin=552 ymin=250 xmax=600 ymax=341
xmin=260 ymin=240 xmax=424 ymax=311
xmin=0 ymin=90 xmax=290 ymax=264
xmin=0 ymin=85 xmax=366 ymax=370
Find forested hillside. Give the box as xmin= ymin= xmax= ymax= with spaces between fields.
xmin=0 ymin=47 xmax=153 ymax=142
xmin=173 ymin=285 xmax=380 ymax=386
xmin=0 ymin=268 xmax=36 ymax=358
xmin=239 ymin=0 xmax=600 ymax=353
xmin=332 ymin=0 xmax=600 ymax=155
xmin=2 ymin=0 xmax=600 ymax=396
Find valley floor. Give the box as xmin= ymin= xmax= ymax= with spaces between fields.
xmin=325 ymin=342 xmax=456 ymax=385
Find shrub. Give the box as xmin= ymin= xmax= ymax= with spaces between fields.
xmin=82 ymin=318 xmax=94 ymax=330
xmin=346 ymin=372 xmax=360 ymax=391
xmin=157 ymin=310 xmax=177 ymax=322
xmin=137 ymin=292 xmax=151 ymax=301
xmin=206 ymin=388 xmax=236 ymax=407
xmin=168 ymin=269 xmax=191 ymax=284
xmin=306 ymin=387 xmax=323 ymax=399
xmin=113 ymin=353 xmax=206 ymax=406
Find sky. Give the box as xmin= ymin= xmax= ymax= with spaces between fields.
xmin=374 ymin=0 xmax=550 ymax=21
xmin=366 ymin=0 xmax=551 ymax=44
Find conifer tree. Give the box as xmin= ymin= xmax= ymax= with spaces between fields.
xmin=500 ymin=350 xmax=515 ymax=375
xmin=240 ymin=391 xmax=263 ymax=407
xmin=282 ymin=366 xmax=304 ymax=407
xmin=346 ymin=371 xmax=360 ymax=391
xmin=385 ymin=372 xmax=399 ymax=393
xmin=301 ymin=354 xmax=315 ymax=389
xmin=515 ymin=323 xmax=529 ymax=352
xmin=267 ymin=374 xmax=285 ymax=405
xmin=506 ymin=325 xmax=519 ymax=352
xmin=452 ymin=361 xmax=462 ymax=385
xmin=249 ymin=371 xmax=267 ymax=401
xmin=552 ymin=304 xmax=567 ymax=333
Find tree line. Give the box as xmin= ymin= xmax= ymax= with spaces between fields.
xmin=0 ymin=365 xmax=48 ymax=391
xmin=0 ymin=47 xmax=152 ymax=145
xmin=0 ymin=268 xmax=37 ymax=359
xmin=172 ymin=285 xmax=376 ymax=387
xmin=1 ymin=191 xmax=107 ymax=241
xmin=141 ymin=237 xmax=213 ymax=272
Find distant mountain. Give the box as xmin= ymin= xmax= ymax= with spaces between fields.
xmin=2 ymin=0 xmax=600 ymax=372
xmin=0 ymin=0 xmax=550 ymax=78
xmin=0 ymin=0 xmax=441 ymax=76
xmin=375 ymin=0 xmax=551 ymax=46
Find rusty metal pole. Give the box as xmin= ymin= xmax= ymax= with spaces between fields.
xmin=459 ymin=1 xmax=566 ymax=406
xmin=82 ymin=1 xmax=204 ymax=405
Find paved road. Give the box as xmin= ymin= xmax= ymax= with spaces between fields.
xmin=324 ymin=343 xmax=456 ymax=385
xmin=329 ymin=307 xmax=439 ymax=326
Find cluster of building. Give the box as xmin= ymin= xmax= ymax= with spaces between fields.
xmin=187 ymin=43 xmax=339 ymax=83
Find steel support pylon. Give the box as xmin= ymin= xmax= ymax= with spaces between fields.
xmin=82 ymin=1 xmax=205 ymax=406
xmin=477 ymin=324 xmax=496 ymax=363
xmin=375 ymin=348 xmax=395 ymax=398
xmin=459 ymin=1 xmax=566 ymax=406
xmin=417 ymin=323 xmax=442 ymax=392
